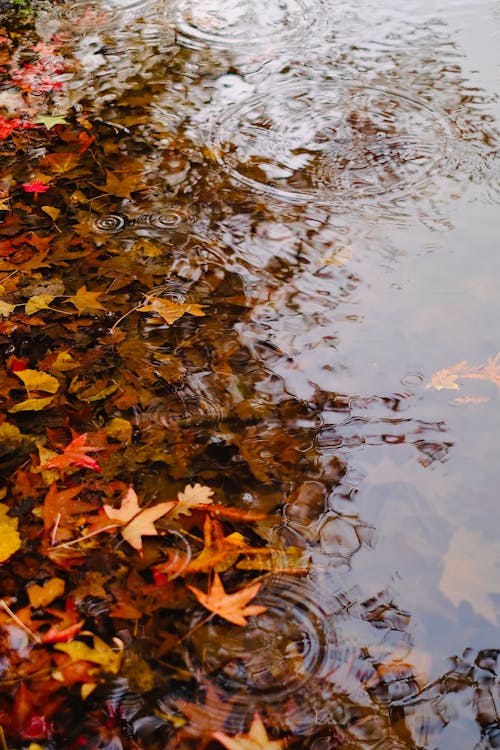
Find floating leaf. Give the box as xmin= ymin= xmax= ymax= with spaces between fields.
xmin=42 ymin=432 xmax=103 ymax=473
xmin=103 ymin=485 xmax=175 ymax=552
xmin=187 ymin=572 xmax=266 ymax=626
xmin=8 ymin=396 xmax=54 ymax=413
xmin=138 ymin=296 xmax=205 ymax=325
xmin=25 ymin=294 xmax=55 ymax=314
xmin=0 ymin=503 xmax=21 ymax=562
xmin=14 ymin=368 xmax=60 ymax=394
xmin=185 ymin=516 xmax=250 ymax=574
xmin=66 ymin=285 xmax=106 ymax=315
xmin=55 ymin=632 xmax=122 ymax=674
xmin=33 ymin=115 xmax=70 ymax=129
xmin=426 ymin=360 xmax=469 ymax=390
xmin=213 ymin=714 xmax=287 ymax=750
xmin=170 ymin=483 xmax=214 ymax=518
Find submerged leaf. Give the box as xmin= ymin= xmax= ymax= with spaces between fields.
xmin=213 ymin=713 xmax=287 ymax=750
xmin=138 ymin=297 xmax=205 ymax=325
xmin=187 ymin=572 xmax=266 ymax=626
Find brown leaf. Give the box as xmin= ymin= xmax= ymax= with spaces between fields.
xmin=138 ymin=296 xmax=206 ymax=325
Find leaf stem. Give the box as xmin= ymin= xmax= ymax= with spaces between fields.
xmin=0 ymin=599 xmax=41 ymax=644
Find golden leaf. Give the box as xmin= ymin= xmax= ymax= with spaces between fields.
xmin=213 ymin=714 xmax=287 ymax=750
xmin=8 ymin=396 xmax=54 ymax=413
xmin=187 ymin=573 xmax=266 ymax=626
xmin=27 ymin=577 xmax=65 ymax=608
xmin=138 ymin=296 xmax=205 ymax=325
xmin=66 ymin=285 xmax=106 ymax=315
xmin=25 ymin=294 xmax=55 ymax=314
xmin=14 ymin=368 xmax=60 ymax=395
xmin=41 ymin=206 xmax=61 ymax=221
xmin=0 ymin=503 xmax=21 ymax=562
xmin=55 ymin=631 xmax=122 ymax=674
xmin=0 ymin=300 xmax=16 ymax=317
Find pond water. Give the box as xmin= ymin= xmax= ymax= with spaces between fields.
xmin=0 ymin=0 xmax=499 ymax=748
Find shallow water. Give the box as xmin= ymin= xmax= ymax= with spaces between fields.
xmin=1 ymin=0 xmax=499 ymax=747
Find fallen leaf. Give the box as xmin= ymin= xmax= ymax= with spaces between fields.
xmin=8 ymin=396 xmax=54 ymax=413
xmin=27 ymin=577 xmax=65 ymax=608
xmin=25 ymin=294 xmax=56 ymax=314
xmin=170 ymin=482 xmax=214 ymax=518
xmin=33 ymin=115 xmax=70 ymax=128
xmin=55 ymin=631 xmax=122 ymax=674
xmin=66 ymin=285 xmax=106 ymax=315
xmin=426 ymin=360 xmax=469 ymax=390
xmin=186 ymin=516 xmax=250 ymax=573
xmin=0 ymin=300 xmax=16 ymax=317
xmin=21 ymin=179 xmax=51 ymax=194
xmin=213 ymin=713 xmax=287 ymax=750
xmin=138 ymin=296 xmax=205 ymax=325
xmin=0 ymin=502 xmax=21 ymax=562
xmin=187 ymin=572 xmax=266 ymax=626
xmin=42 ymin=432 xmax=104 ymax=473
xmin=41 ymin=206 xmax=61 ymax=221
xmin=96 ymin=171 xmax=147 ymax=199
xmin=14 ymin=368 xmax=60 ymax=395
xmin=103 ymin=485 xmax=175 ymax=552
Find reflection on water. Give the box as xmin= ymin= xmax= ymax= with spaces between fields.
xmin=0 ymin=0 xmax=499 ymax=746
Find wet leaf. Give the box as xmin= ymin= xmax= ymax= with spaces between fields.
xmin=170 ymin=482 xmax=214 ymax=518
xmin=213 ymin=713 xmax=288 ymax=750
xmin=25 ymin=294 xmax=55 ymax=314
xmin=426 ymin=360 xmax=470 ymax=390
xmin=137 ymin=296 xmax=206 ymax=325
xmin=41 ymin=206 xmax=61 ymax=221
xmin=55 ymin=631 xmax=122 ymax=674
xmin=27 ymin=577 xmax=65 ymax=608
xmin=42 ymin=432 xmax=103 ymax=473
xmin=0 ymin=502 xmax=21 ymax=562
xmin=185 ymin=516 xmax=249 ymax=573
xmin=0 ymin=300 xmax=16 ymax=317
xmin=33 ymin=115 xmax=70 ymax=128
xmin=103 ymin=485 xmax=175 ymax=552
xmin=66 ymin=285 xmax=106 ymax=315
xmin=8 ymin=396 xmax=54 ymax=413
xmin=187 ymin=572 xmax=266 ymax=626
xmin=14 ymin=369 xmax=60 ymax=395
xmin=96 ymin=170 xmax=147 ymax=198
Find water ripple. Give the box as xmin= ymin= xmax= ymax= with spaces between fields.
xmin=174 ymin=0 xmax=326 ymax=51
xmin=209 ymin=78 xmax=454 ymax=209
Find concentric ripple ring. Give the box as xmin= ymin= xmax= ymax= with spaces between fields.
xmin=209 ymin=79 xmax=454 ymax=206
xmin=175 ymin=0 xmax=325 ymax=50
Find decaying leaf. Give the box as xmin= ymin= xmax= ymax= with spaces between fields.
xmin=187 ymin=572 xmax=266 ymax=626
xmin=186 ymin=516 xmax=249 ymax=573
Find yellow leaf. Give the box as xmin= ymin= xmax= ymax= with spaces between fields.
xmin=14 ymin=369 xmax=60 ymax=394
xmin=50 ymin=351 xmax=80 ymax=372
xmin=213 ymin=714 xmax=287 ymax=750
xmin=55 ymin=631 xmax=122 ymax=674
xmin=41 ymin=205 xmax=61 ymax=221
xmin=8 ymin=396 xmax=54 ymax=413
xmin=138 ymin=297 xmax=205 ymax=325
xmin=106 ymin=417 xmax=132 ymax=445
xmin=27 ymin=577 xmax=65 ymax=608
xmin=25 ymin=294 xmax=55 ymax=314
xmin=66 ymin=285 xmax=106 ymax=315
xmin=0 ymin=503 xmax=21 ymax=562
xmin=0 ymin=300 xmax=16 ymax=317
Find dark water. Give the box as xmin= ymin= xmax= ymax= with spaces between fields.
xmin=1 ymin=0 xmax=499 ymax=747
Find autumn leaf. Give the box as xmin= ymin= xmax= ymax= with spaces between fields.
xmin=186 ymin=572 xmax=266 ymax=626
xmin=137 ymin=296 xmax=206 ymax=325
xmin=96 ymin=170 xmax=147 ymax=199
xmin=8 ymin=396 xmax=54 ymax=413
xmin=21 ymin=179 xmax=51 ymax=195
xmin=170 ymin=483 xmax=214 ymax=518
xmin=66 ymin=285 xmax=106 ymax=315
xmin=0 ymin=300 xmax=16 ymax=317
xmin=27 ymin=577 xmax=65 ymax=608
xmin=103 ymin=485 xmax=175 ymax=552
xmin=186 ymin=516 xmax=253 ymax=573
xmin=25 ymin=294 xmax=55 ymax=314
xmin=426 ymin=360 xmax=469 ymax=390
xmin=40 ymin=152 xmax=81 ymax=174
xmin=42 ymin=432 xmax=104 ymax=473
xmin=14 ymin=368 xmax=60 ymax=395
xmin=0 ymin=503 xmax=21 ymax=562
xmin=34 ymin=115 xmax=70 ymax=129
xmin=213 ymin=713 xmax=287 ymax=750
xmin=55 ymin=631 xmax=122 ymax=674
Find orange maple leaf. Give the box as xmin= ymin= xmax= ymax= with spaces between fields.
xmin=213 ymin=713 xmax=287 ymax=750
xmin=186 ymin=572 xmax=266 ymax=626
xmin=43 ymin=433 xmax=104 ymax=473
xmin=186 ymin=516 xmax=251 ymax=574
xmin=103 ymin=485 xmax=175 ymax=552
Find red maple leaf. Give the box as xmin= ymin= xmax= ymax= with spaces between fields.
xmin=42 ymin=433 xmax=104 ymax=473
xmin=21 ymin=180 xmax=51 ymax=195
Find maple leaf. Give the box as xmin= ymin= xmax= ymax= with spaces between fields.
xmin=33 ymin=115 xmax=69 ymax=129
xmin=213 ymin=714 xmax=288 ymax=750
xmin=66 ymin=285 xmax=106 ymax=315
xmin=42 ymin=433 xmax=104 ymax=473
xmin=187 ymin=572 xmax=266 ymax=626
xmin=463 ymin=352 xmax=500 ymax=388
xmin=96 ymin=170 xmax=147 ymax=199
xmin=186 ymin=516 xmax=253 ymax=573
xmin=170 ymin=483 xmax=214 ymax=518
xmin=138 ymin=296 xmax=206 ymax=325
xmin=103 ymin=485 xmax=175 ymax=552
xmin=40 ymin=152 xmax=81 ymax=174
xmin=21 ymin=179 xmax=51 ymax=195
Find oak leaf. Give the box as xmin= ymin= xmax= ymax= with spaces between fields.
xmin=213 ymin=714 xmax=287 ymax=750
xmin=103 ymin=485 xmax=175 ymax=552
xmin=170 ymin=482 xmax=214 ymax=518
xmin=187 ymin=572 xmax=266 ymax=626
xmin=66 ymin=285 xmax=106 ymax=315
xmin=138 ymin=296 xmax=205 ymax=325
xmin=42 ymin=432 xmax=104 ymax=473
